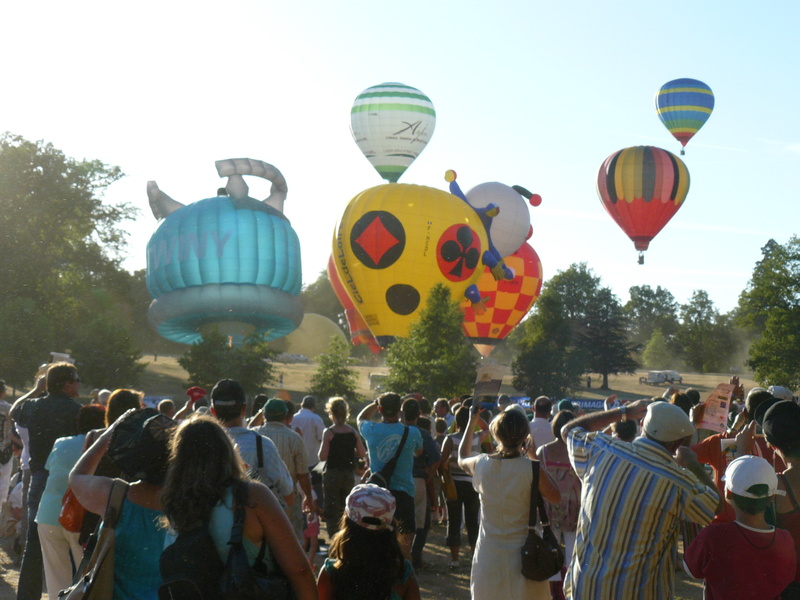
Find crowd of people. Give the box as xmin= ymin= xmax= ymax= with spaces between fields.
xmin=0 ymin=364 xmax=798 ymax=599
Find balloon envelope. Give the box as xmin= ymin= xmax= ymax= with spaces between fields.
xmin=461 ymin=242 xmax=543 ymax=357
xmin=596 ymin=146 xmax=690 ymax=252
xmin=350 ymin=82 xmax=435 ymax=183
xmin=655 ymin=78 xmax=714 ymax=151
xmin=465 ymin=182 xmax=531 ymax=258
xmin=146 ymin=195 xmax=303 ymax=345
xmin=327 ymin=255 xmax=381 ymax=354
xmin=333 ymin=183 xmax=487 ymax=347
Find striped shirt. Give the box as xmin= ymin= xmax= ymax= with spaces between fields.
xmin=565 ymin=428 xmax=718 ymax=600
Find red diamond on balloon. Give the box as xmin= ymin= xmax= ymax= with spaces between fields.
xmin=354 ymin=216 xmax=401 ymax=267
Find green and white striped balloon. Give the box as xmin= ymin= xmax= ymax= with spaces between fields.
xmin=350 ymin=82 xmax=436 ymax=183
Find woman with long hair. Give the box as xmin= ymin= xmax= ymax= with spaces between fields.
xmin=317 ymin=483 xmax=420 ymax=600
xmin=160 ymin=414 xmax=317 ymax=600
xmin=318 ymin=397 xmax=366 ymax=537
xmin=69 ymin=408 xmax=174 ymax=600
xmin=459 ymin=406 xmax=560 ymax=600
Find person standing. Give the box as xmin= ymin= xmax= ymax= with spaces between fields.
xmin=402 ymin=397 xmax=441 ymax=569
xmin=684 ymin=455 xmax=795 ymax=599
xmin=459 ymin=405 xmax=560 ymax=600
xmin=292 ymin=395 xmax=326 ymax=511
xmin=0 ymin=381 xmax=14 ymax=506
xmin=561 ymin=400 xmax=719 ymax=600
xmin=318 ymin=397 xmax=365 ymax=538
xmin=255 ymin=398 xmax=315 ymax=541
xmin=357 ymin=393 xmax=423 ymax=559
xmin=209 ymin=380 xmax=294 ymax=508
xmin=11 ymin=364 xmax=81 ymax=600
xmin=529 ymin=396 xmax=555 ymax=449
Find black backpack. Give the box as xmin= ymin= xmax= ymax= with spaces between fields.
xmin=158 ymin=522 xmax=224 ymax=600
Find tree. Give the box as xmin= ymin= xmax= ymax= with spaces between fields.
xmin=624 ymin=285 xmax=680 ymax=346
xmin=581 ymin=287 xmax=639 ymax=389
xmin=0 ymin=134 xmax=138 ymax=382
xmin=385 ymin=284 xmax=476 ymax=400
xmin=310 ymin=335 xmax=360 ymax=402
xmin=0 ymin=134 xmax=134 ymax=307
xmin=512 ymin=263 xmax=637 ymax=394
xmin=511 ymin=292 xmax=584 ymax=399
xmin=178 ymin=330 xmax=276 ymax=393
xmin=641 ymin=329 xmax=675 ymax=369
xmin=675 ymin=290 xmax=737 ymax=373
xmin=736 ymin=237 xmax=800 ymax=387
xmin=70 ymin=318 xmax=146 ymax=389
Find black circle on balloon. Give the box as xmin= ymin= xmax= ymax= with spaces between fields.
xmin=350 ymin=211 xmax=406 ymax=270
xmin=385 ymin=284 xmax=420 ymax=316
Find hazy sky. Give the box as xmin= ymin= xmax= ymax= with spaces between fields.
xmin=2 ymin=1 xmax=798 ymax=314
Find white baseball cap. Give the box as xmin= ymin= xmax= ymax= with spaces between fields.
xmin=723 ymin=455 xmax=780 ymax=498
xmin=642 ymin=402 xmax=694 ymax=443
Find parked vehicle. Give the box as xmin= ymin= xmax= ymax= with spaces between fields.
xmin=638 ymin=370 xmax=683 ymax=385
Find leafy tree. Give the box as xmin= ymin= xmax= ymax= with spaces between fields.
xmin=0 ymin=134 xmax=134 ymax=307
xmin=624 ymin=285 xmax=680 ymax=346
xmin=582 ymin=287 xmax=639 ymax=389
xmin=310 ymin=335 xmax=360 ymax=402
xmin=0 ymin=298 xmax=54 ymax=389
xmin=70 ymin=318 xmax=146 ymax=389
xmin=736 ymin=237 xmax=800 ymax=387
xmin=178 ymin=330 xmax=276 ymax=393
xmin=0 ymin=134 xmax=138 ymax=380
xmin=511 ymin=292 xmax=584 ymax=398
xmin=641 ymin=329 xmax=675 ymax=369
xmin=512 ymin=263 xmax=637 ymax=394
xmin=385 ymin=284 xmax=476 ymax=400
xmin=675 ymin=290 xmax=737 ymax=373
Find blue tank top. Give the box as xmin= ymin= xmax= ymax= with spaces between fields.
xmin=112 ymin=498 xmax=166 ymax=600
xmin=208 ymin=485 xmax=276 ymax=571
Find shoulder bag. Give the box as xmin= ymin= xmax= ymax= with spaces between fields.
xmin=220 ymin=480 xmax=297 ymax=600
xmin=58 ymin=478 xmax=129 ymax=599
xmin=58 ymin=488 xmax=86 ymax=533
xmin=366 ymin=425 xmax=409 ymax=488
xmin=520 ymin=461 xmax=564 ymax=581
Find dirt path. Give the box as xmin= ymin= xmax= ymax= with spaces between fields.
xmin=0 ymin=523 xmax=702 ymax=600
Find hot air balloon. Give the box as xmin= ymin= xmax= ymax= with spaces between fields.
xmin=350 ymin=82 xmax=436 ymax=183
xmin=655 ymin=78 xmax=714 ymax=155
xmin=597 ymin=146 xmax=690 ymax=263
xmin=327 ymin=255 xmax=381 ymax=354
xmin=146 ymin=159 xmax=303 ymax=346
xmin=333 ymin=183 xmax=488 ymax=347
xmin=462 ymin=242 xmax=543 ymax=357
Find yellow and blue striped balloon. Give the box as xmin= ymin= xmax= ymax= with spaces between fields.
xmin=655 ymin=78 xmax=714 ymax=154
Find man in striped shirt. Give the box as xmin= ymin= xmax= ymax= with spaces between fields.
xmin=562 ymin=400 xmax=719 ymax=600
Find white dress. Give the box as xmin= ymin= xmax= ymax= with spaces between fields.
xmin=469 ymin=454 xmax=550 ymax=600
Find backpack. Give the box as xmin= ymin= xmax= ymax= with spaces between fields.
xmin=158 ymin=523 xmax=224 ymax=600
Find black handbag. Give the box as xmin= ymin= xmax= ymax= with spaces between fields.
xmin=219 ymin=480 xmax=297 ymax=600
xmin=520 ymin=461 xmax=564 ymax=581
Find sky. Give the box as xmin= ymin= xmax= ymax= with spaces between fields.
xmin=1 ymin=1 xmax=798 ymax=315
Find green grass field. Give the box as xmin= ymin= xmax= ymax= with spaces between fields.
xmin=137 ymin=354 xmax=754 ymax=409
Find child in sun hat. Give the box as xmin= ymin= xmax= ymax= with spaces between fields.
xmin=684 ymin=455 xmax=796 ymax=599
xmin=316 ymin=483 xmax=420 ymax=600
